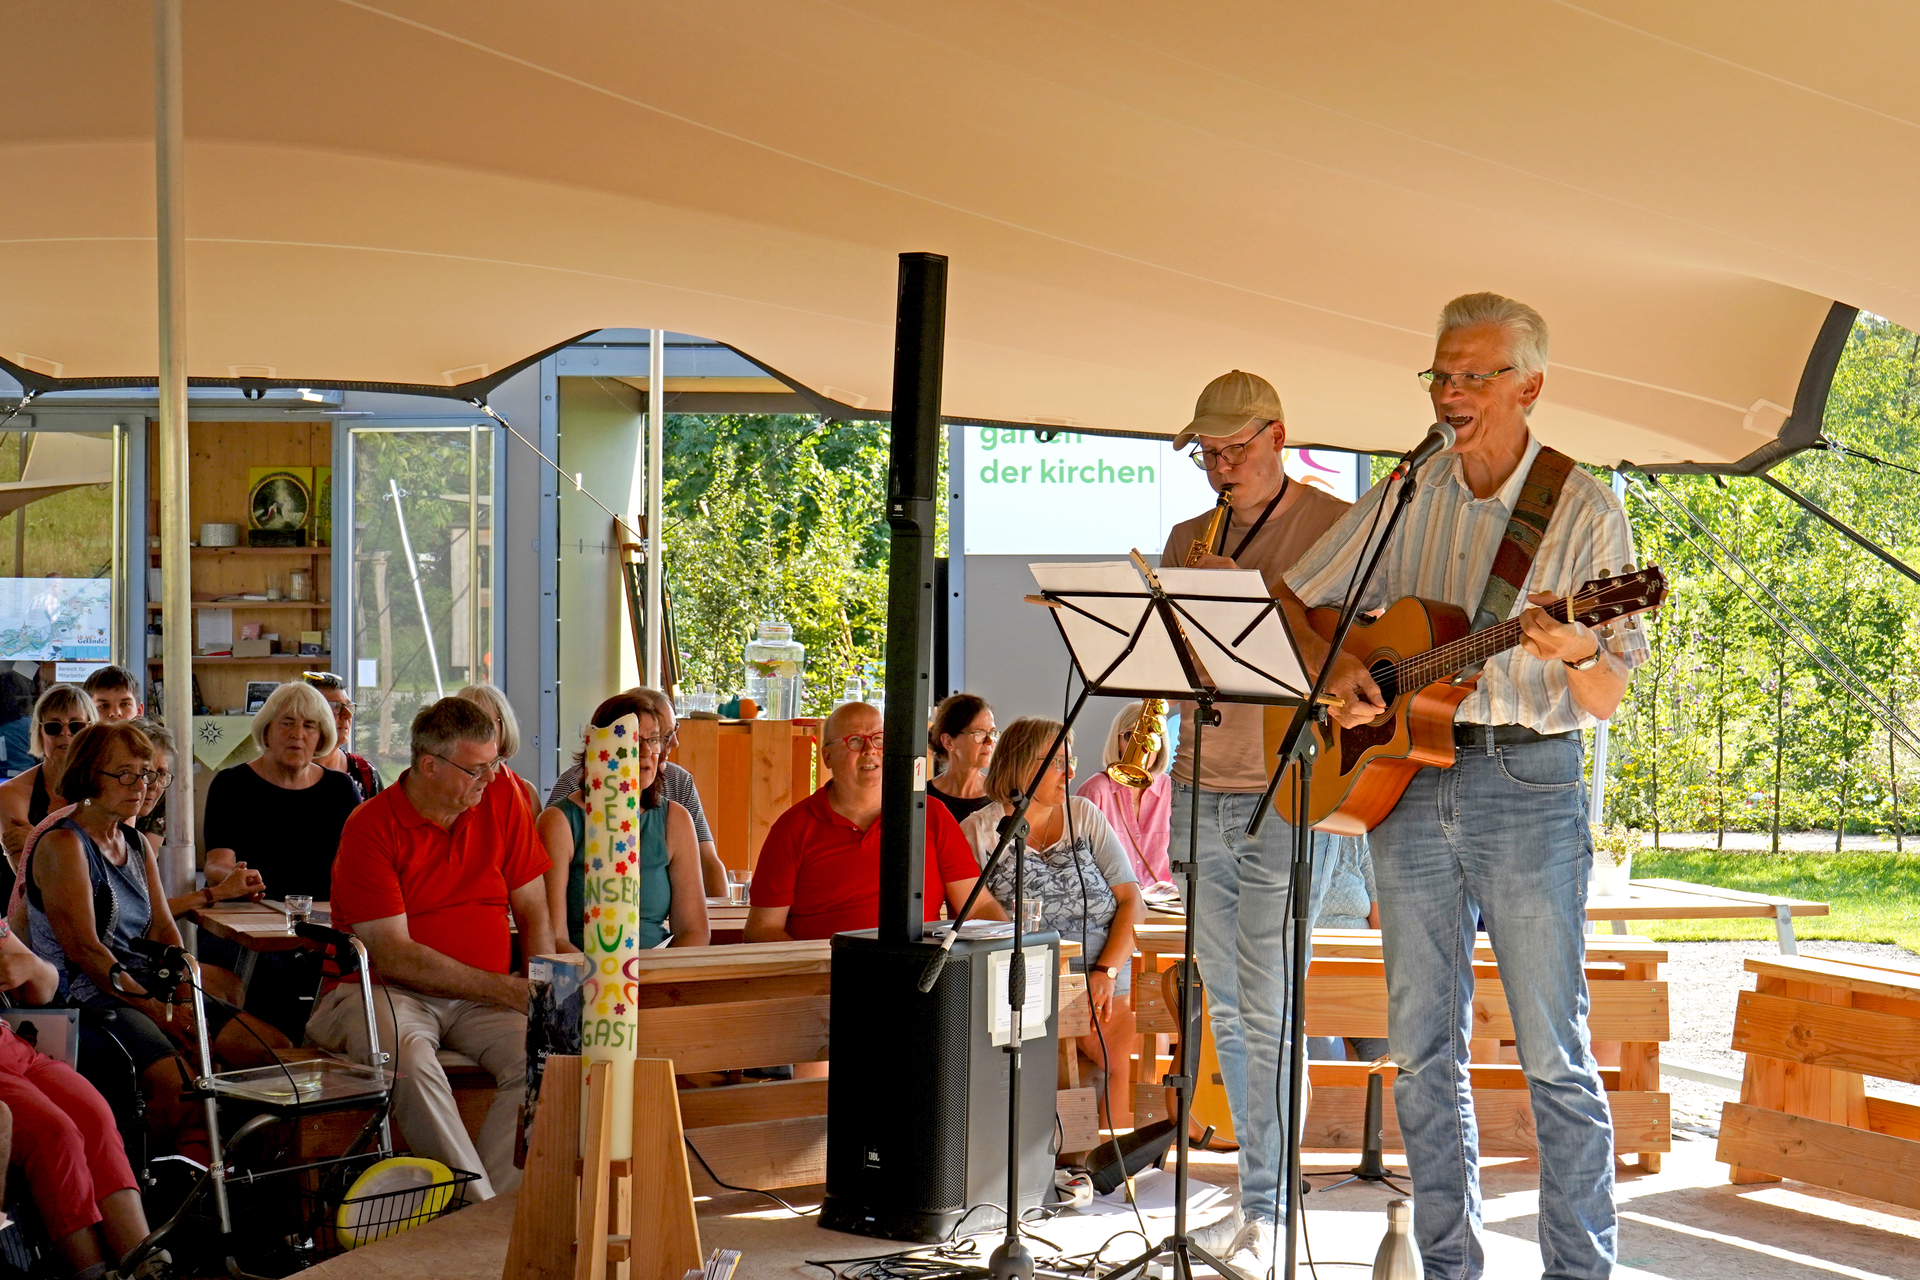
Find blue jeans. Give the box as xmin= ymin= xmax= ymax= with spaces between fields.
xmin=1370 ymin=733 xmax=1615 ymax=1280
xmin=1173 ymin=783 xmax=1333 ymax=1224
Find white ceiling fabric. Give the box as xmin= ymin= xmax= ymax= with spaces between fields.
xmin=4 ymin=1 xmax=1915 ymax=465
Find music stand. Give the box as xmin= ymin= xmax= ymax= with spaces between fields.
xmin=1003 ymin=554 xmax=1316 ymax=1280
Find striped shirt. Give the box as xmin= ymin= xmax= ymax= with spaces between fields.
xmin=1285 ymin=434 xmax=1648 ymax=734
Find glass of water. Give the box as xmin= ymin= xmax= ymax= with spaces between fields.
xmin=725 ymin=871 xmax=749 ymax=906
xmin=285 ymin=894 xmax=314 ymax=933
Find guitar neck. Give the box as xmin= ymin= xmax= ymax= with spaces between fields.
xmin=1396 ymin=599 xmax=1568 ymax=690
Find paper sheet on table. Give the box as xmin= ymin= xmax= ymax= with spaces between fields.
xmin=1080 ymin=1166 xmax=1231 ymax=1218
xmin=196 ymin=607 xmax=233 ymax=651
xmin=1153 ymin=566 xmax=1309 ymax=699
xmin=1028 ymin=561 xmax=1188 ymax=694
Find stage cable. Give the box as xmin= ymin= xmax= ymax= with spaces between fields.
xmin=682 ymin=1134 xmax=818 ymax=1216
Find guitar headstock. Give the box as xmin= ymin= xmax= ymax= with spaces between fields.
xmin=1569 ymin=566 xmax=1668 ymax=628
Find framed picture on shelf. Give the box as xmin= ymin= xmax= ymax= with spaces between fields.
xmin=247 ymin=467 xmax=313 ymax=532
xmin=245 ymin=681 xmax=278 ymax=714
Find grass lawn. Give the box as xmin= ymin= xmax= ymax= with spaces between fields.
xmin=1630 ymin=849 xmax=1920 ymax=955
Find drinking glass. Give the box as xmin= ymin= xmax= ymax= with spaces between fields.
xmin=725 ymin=871 xmax=749 ymax=906
xmin=1018 ymin=901 xmax=1046 ymax=938
xmin=285 ymin=894 xmax=314 ymax=932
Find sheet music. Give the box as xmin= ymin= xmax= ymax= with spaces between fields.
xmin=1028 ymin=561 xmax=1189 ymax=692
xmin=1152 ymin=566 xmax=1310 ymax=698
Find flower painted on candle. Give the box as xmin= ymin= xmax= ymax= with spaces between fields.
xmin=613 ymin=724 xmax=627 ymax=737
xmin=614 ymin=860 xmax=628 ymax=875
xmin=598 ymin=749 xmax=611 ymax=761
xmin=591 ymin=857 xmax=604 ymax=871
xmin=613 ymin=1001 xmax=627 ymax=1015
xmin=620 ymin=819 xmax=633 ymax=833
xmin=618 ymin=779 xmax=631 ymax=793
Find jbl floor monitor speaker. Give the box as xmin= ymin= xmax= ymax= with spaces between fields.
xmin=820 ymin=928 xmax=1059 ymax=1243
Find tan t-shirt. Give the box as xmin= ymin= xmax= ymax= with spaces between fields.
xmin=1159 ymin=483 xmax=1352 ymax=792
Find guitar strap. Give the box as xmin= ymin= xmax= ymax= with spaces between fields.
xmin=1469 ymin=444 xmax=1578 ymax=634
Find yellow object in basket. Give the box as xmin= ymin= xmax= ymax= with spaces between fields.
xmin=336 ymin=1156 xmax=455 ymax=1250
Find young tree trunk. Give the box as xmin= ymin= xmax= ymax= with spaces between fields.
xmin=1892 ymin=660 xmax=1904 ymax=854
xmin=1716 ymin=648 xmax=1727 ymax=850
xmin=1772 ymin=643 xmax=1786 ymax=857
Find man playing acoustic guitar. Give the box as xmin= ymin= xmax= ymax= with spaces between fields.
xmin=1278 ymin=294 xmax=1646 ymax=1280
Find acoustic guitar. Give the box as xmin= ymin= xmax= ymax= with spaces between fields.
xmin=1263 ymin=567 xmax=1667 ymax=835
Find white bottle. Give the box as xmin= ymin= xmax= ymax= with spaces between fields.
xmin=1372 ymin=1199 xmax=1421 ymax=1280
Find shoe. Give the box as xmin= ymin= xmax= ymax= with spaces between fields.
xmin=1188 ymin=1206 xmax=1243 ymax=1255
xmin=1224 ymin=1217 xmax=1275 ymax=1279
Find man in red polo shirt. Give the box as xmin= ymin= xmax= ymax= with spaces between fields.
xmin=745 ymin=702 xmax=1004 ymax=941
xmin=306 ymin=697 xmax=553 ymax=1200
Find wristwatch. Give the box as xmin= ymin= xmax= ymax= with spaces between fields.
xmin=1563 ymin=640 xmax=1603 ymax=672
xmin=1093 ymin=964 xmax=1119 ymax=979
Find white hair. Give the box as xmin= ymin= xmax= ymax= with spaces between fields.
xmin=252 ymin=679 xmax=338 ymax=757
xmin=1437 ymin=292 xmax=1550 ymax=381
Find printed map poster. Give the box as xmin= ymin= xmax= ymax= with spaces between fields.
xmin=0 ymin=577 xmax=112 ymax=662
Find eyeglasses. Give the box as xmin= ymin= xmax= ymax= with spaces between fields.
xmin=835 ymin=731 xmax=885 ymax=755
xmin=1186 ymin=439 xmax=1258 ymax=471
xmin=99 ymin=768 xmax=163 ymax=787
xmin=1050 ymin=755 xmax=1079 ymax=774
xmin=430 ymin=751 xmax=504 ymax=781
xmin=633 ymin=733 xmax=675 ymax=755
xmin=1416 ymin=367 xmax=1514 ymax=391
xmin=959 ymin=728 xmax=998 ymax=745
xmin=328 ymin=701 xmax=355 ymax=717
xmin=40 ymin=720 xmax=89 ymax=737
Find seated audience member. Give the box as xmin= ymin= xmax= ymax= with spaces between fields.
xmin=745 ymin=702 xmax=1004 ymax=942
xmin=24 ymin=723 xmax=294 ymax=1156
xmin=455 ymin=682 xmax=541 ymax=816
xmin=0 ymin=921 xmax=161 ymax=1280
xmin=1075 ymin=700 xmax=1175 ymax=889
xmin=0 ymin=667 xmax=33 ymax=782
xmin=309 ymin=697 xmax=555 ymax=1201
xmin=204 ymin=680 xmax=360 ymax=901
xmin=0 ymin=686 xmax=95 ymax=870
xmin=926 ymin=694 xmax=996 ymax=825
xmin=303 ymin=671 xmax=384 ymax=801
xmin=962 ymin=717 xmax=1144 ymax=1129
xmin=538 ymin=691 xmax=709 ymax=953
xmin=547 ymin=688 xmax=727 ymax=897
xmin=80 ymin=666 xmax=143 ymax=724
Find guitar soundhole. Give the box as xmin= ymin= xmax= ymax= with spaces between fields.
xmin=1333 ymin=659 xmax=1400 ymax=777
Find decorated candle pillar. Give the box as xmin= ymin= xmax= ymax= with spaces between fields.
xmin=580 ymin=714 xmax=643 ymax=1158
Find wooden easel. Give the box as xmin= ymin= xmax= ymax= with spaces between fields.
xmin=504 ymin=1055 xmax=703 ymax=1280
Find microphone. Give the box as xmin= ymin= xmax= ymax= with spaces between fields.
xmin=1392 ymin=422 xmax=1456 ymax=478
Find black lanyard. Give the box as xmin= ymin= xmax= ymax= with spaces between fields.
xmin=1228 ymin=475 xmax=1290 ymax=561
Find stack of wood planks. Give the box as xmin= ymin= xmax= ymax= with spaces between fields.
xmin=1718 ymin=953 xmax=1920 ymax=1207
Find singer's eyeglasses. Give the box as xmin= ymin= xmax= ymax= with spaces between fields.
xmin=835 ymin=731 xmax=885 ymax=755
xmin=958 ymin=728 xmax=998 ymax=745
xmin=1416 ymin=366 xmax=1514 ymax=391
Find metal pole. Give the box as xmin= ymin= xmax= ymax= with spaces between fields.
xmin=390 ymin=478 xmax=444 ymax=700
xmin=154 ymin=0 xmax=195 ymax=900
xmin=645 ymin=330 xmax=665 ymax=688
xmin=1587 ymin=470 xmax=1627 ymax=826
xmin=878 ymin=253 xmax=946 ymax=945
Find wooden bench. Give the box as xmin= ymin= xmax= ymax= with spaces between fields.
xmin=1132 ymin=927 xmax=1672 ymax=1170
xmin=1718 ymin=953 xmax=1920 ymax=1208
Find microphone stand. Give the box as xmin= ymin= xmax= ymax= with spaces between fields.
xmin=988 ymin=806 xmax=1034 ymax=1280
xmin=1247 ymin=451 xmax=1432 ymax=1280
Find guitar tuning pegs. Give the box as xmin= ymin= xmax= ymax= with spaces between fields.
xmin=1624 ymin=562 xmax=1637 ymax=574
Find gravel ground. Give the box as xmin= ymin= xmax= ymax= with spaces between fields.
xmin=1656 ymin=938 xmax=1920 ymax=1137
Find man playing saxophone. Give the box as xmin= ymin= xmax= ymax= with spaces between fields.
xmin=1158 ymin=370 xmax=1351 ymax=1272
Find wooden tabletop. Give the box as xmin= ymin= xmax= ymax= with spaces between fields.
xmin=1585 ymin=877 xmax=1828 ymax=920
xmin=188 ymin=902 xmax=315 ymax=952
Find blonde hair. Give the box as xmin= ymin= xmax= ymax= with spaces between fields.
xmin=30 ymin=684 xmax=95 ymax=760
xmin=982 ymin=717 xmax=1070 ymax=808
xmin=456 ymin=682 xmax=521 ymax=759
xmin=252 ymin=680 xmax=338 ymax=757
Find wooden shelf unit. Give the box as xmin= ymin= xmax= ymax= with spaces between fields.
xmin=146 ymin=421 xmax=336 ymax=713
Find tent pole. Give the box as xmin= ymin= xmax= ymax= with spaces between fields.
xmin=645 ymin=330 xmax=664 ymax=688
xmin=1587 ymin=469 xmax=1626 ymax=826
xmin=154 ymin=0 xmax=195 ymax=901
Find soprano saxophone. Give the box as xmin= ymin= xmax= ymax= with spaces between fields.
xmin=1184 ymin=485 xmax=1234 ymax=565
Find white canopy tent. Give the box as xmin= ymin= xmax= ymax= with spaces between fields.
xmin=6 ymin=1 xmax=1917 ymax=891
xmin=5 ymin=1 xmax=1914 ymax=468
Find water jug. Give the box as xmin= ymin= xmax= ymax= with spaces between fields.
xmin=1372 ymin=1199 xmax=1421 ymax=1280
xmin=744 ymin=622 xmax=805 ymax=720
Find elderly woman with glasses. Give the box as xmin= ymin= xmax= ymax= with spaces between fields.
xmin=203 ymin=680 xmax=361 ymax=904
xmin=23 ymin=722 xmax=298 ymax=1160
xmin=959 ymin=715 xmax=1145 ymax=1129
xmin=0 ymin=685 xmax=96 ymax=871
xmin=926 ymin=693 xmax=996 ymax=825
xmin=457 ymin=683 xmax=542 ymax=817
xmin=303 ymin=671 xmax=384 ymax=801
xmin=537 ymin=691 xmax=708 ymax=952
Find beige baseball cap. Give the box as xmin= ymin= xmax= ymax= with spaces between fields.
xmin=1172 ymin=370 xmax=1285 ymax=450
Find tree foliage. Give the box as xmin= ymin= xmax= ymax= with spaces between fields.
xmin=659 ymin=414 xmax=946 ymax=717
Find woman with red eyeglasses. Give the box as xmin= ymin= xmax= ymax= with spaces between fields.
xmin=0 ymin=686 xmax=96 ymax=895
